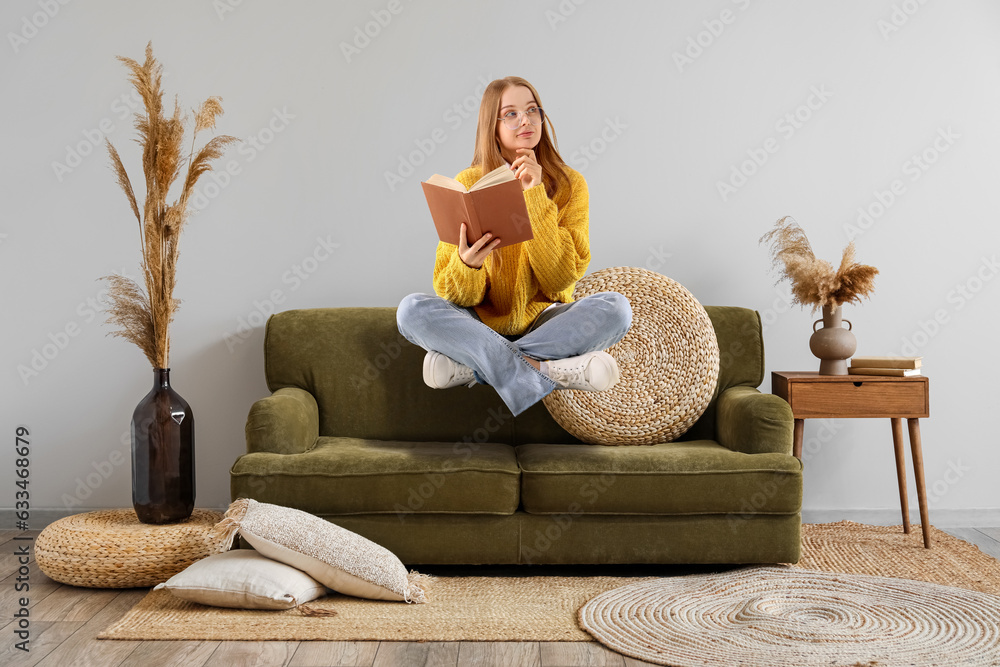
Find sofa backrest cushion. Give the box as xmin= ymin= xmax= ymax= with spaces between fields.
xmin=263 ymin=305 xmax=763 ymax=444
xmin=264 ymin=308 xmax=529 ymax=444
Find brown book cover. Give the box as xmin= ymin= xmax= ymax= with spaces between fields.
xmin=421 ymin=166 xmax=533 ymax=250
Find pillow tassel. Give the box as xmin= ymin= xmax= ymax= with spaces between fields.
xmin=210 ymin=498 xmax=251 ymax=553
xmin=297 ymin=603 xmax=338 ymax=617
xmin=403 ymin=570 xmax=436 ymax=604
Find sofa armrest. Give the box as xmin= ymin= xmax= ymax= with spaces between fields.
xmin=245 ymin=387 xmax=319 ymax=455
xmin=716 ymin=386 xmax=794 ymax=456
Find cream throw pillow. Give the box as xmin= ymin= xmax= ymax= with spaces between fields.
xmin=154 ymin=549 xmax=327 ymax=609
xmin=214 ymin=498 xmax=432 ymax=603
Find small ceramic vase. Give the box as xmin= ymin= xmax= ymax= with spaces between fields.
xmin=809 ymin=304 xmax=856 ymax=375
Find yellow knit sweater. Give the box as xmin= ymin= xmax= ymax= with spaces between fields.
xmin=432 ymin=164 xmax=590 ymax=335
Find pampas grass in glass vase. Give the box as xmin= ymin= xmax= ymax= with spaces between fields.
xmin=759 ymin=216 xmax=879 ymax=375
xmin=101 ymin=42 xmax=238 ymax=523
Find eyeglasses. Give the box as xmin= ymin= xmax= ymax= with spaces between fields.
xmin=497 ymin=107 xmax=545 ymax=130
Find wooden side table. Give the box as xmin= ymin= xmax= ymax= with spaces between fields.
xmin=772 ymin=371 xmax=932 ymax=548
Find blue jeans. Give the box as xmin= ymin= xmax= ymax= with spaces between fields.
xmin=396 ymin=292 xmax=632 ymax=417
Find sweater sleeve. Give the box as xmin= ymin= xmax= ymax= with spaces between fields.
xmin=523 ymin=169 xmax=591 ymax=299
xmin=431 ymin=168 xmax=488 ymax=306
xmin=432 ymin=240 xmax=487 ymax=306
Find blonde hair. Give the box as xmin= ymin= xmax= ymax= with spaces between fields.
xmin=471 ymin=76 xmax=573 ymax=275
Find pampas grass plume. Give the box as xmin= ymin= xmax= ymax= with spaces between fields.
xmin=759 ymin=216 xmax=879 ymax=313
xmin=101 ymin=42 xmax=238 ymax=368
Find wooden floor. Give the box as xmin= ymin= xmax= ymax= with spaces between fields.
xmin=2 ymin=527 xmax=998 ymax=667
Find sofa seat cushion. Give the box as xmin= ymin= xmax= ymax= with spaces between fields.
xmin=515 ymin=441 xmax=801 ymax=515
xmin=231 ymin=437 xmax=520 ymax=516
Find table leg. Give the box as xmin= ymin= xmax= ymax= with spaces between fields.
xmin=907 ymin=418 xmax=932 ymax=549
xmin=890 ymin=418 xmax=910 ymax=534
xmin=793 ymin=419 xmax=804 ymax=459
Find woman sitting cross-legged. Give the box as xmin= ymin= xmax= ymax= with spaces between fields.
xmin=397 ymin=75 xmax=632 ymax=418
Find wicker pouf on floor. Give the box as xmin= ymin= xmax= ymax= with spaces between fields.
xmin=35 ymin=508 xmax=227 ymax=588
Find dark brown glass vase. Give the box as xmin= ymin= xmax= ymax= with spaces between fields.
xmin=131 ymin=368 xmax=195 ymax=524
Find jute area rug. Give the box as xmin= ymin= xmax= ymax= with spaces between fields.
xmin=579 ymin=566 xmax=1000 ymax=666
xmin=99 ymin=521 xmax=1000 ymax=642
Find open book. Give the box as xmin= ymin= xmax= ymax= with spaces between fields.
xmin=421 ymin=165 xmax=533 ymax=250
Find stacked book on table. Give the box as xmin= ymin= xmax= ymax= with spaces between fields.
xmin=848 ymin=356 xmax=922 ymax=376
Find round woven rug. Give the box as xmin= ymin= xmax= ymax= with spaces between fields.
xmin=578 ymin=565 xmax=1000 ymax=667
xmin=542 ymin=266 xmax=719 ymax=445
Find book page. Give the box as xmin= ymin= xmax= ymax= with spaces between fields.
xmin=423 ymin=174 xmax=467 ymax=192
xmin=469 ymin=165 xmax=516 ymax=191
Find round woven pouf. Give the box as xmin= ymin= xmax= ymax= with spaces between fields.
xmin=35 ymin=508 xmax=226 ymax=588
xmin=579 ymin=565 xmax=1000 ymax=667
xmin=542 ymin=266 xmax=719 ymax=445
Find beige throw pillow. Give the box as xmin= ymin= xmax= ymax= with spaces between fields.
xmin=214 ymin=498 xmax=432 ymax=603
xmin=154 ymin=549 xmax=327 ymax=609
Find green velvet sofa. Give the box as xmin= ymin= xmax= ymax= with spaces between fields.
xmin=231 ymin=305 xmax=802 ymax=565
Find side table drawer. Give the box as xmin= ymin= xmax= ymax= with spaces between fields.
xmin=791 ymin=380 xmax=928 ymax=418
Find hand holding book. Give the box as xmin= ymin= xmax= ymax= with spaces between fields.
xmin=458 ymin=222 xmax=500 ymax=270
xmin=421 ymin=165 xmax=534 ymax=251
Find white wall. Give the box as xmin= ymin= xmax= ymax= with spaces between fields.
xmin=3 ymin=0 xmax=998 ymax=524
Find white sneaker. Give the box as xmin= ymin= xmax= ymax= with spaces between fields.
xmin=423 ymin=351 xmax=477 ymax=389
xmin=545 ymin=351 xmax=620 ymax=391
